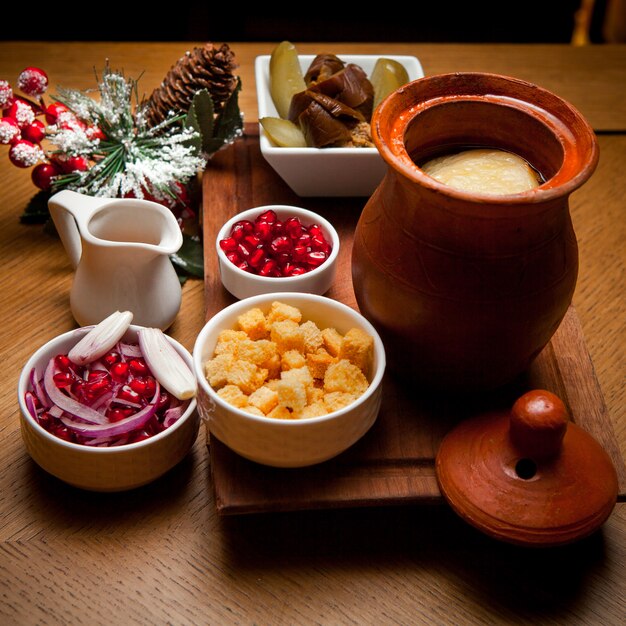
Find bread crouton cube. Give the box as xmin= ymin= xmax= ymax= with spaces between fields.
xmin=270 ymin=319 xmax=305 ymax=354
xmin=204 ymin=353 xmax=234 ymax=389
xmin=323 ymin=391 xmax=358 ymax=413
xmin=300 ymin=320 xmax=323 ymax=353
xmin=281 ymin=366 xmax=316 ymax=403
xmin=236 ymin=307 xmax=269 ymax=340
xmin=339 ymin=328 xmax=375 ymax=374
xmin=264 ymin=353 xmax=282 ymax=380
xmin=236 ymin=338 xmax=277 ymax=366
xmin=324 ymin=359 xmax=369 ymax=396
xmin=293 ymin=401 xmax=328 ymax=419
xmin=248 ymin=385 xmax=279 ymax=414
xmin=214 ymin=329 xmax=248 ymax=355
xmin=281 ymin=349 xmax=306 ymax=371
xmin=242 ymin=405 xmax=265 ymax=417
xmin=308 ymin=386 xmax=324 ymax=404
xmin=306 ymin=349 xmax=337 ymax=380
xmin=321 ymin=327 xmax=343 ymax=357
xmin=276 ymin=378 xmax=307 ymax=411
xmin=265 ymin=377 xmax=282 ymax=392
xmin=266 ymin=404 xmax=294 ymax=420
xmin=267 ymin=301 xmax=302 ymax=325
xmin=226 ymin=360 xmax=268 ymax=394
xmin=216 ymin=384 xmax=248 ymax=408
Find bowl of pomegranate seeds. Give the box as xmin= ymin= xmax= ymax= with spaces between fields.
xmin=17 ymin=311 xmax=199 ymax=491
xmin=216 ymin=205 xmax=340 ymax=300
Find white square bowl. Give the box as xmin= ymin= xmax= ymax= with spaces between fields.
xmin=255 ymin=54 xmax=424 ymax=197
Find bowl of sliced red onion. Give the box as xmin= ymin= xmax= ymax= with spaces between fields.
xmin=216 ymin=205 xmax=340 ymax=300
xmin=17 ymin=311 xmax=199 ymax=492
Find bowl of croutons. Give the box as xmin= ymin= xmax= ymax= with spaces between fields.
xmin=192 ymin=293 xmax=386 ymax=467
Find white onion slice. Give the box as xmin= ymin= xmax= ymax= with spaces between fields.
xmin=68 ymin=310 xmax=133 ymax=365
xmin=138 ymin=328 xmax=197 ymax=400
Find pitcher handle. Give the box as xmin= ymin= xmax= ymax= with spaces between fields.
xmin=48 ymin=190 xmax=108 ymax=269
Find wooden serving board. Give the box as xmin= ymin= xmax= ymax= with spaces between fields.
xmin=202 ymin=124 xmax=626 ymax=515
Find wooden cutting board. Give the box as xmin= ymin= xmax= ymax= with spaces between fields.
xmin=202 ymin=124 xmax=626 ymax=515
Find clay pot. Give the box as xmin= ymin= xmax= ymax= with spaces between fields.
xmin=352 ymin=73 xmax=599 ymax=390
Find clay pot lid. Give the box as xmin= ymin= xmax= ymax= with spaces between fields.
xmin=436 ymin=390 xmax=618 ymax=547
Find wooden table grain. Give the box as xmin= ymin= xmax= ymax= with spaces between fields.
xmin=0 ymin=42 xmax=624 ymax=625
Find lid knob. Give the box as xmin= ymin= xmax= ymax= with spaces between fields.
xmin=509 ymin=389 xmax=568 ymax=459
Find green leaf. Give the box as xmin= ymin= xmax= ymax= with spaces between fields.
xmin=20 ymin=191 xmax=51 ymax=224
xmin=185 ymin=89 xmax=215 ymax=154
xmin=214 ymin=77 xmax=243 ymax=143
xmin=170 ymin=234 xmax=204 ymax=278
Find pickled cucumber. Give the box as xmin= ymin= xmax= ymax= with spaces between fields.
xmin=370 ymin=58 xmax=410 ymax=111
xmin=269 ymin=41 xmax=306 ymax=119
xmin=260 ymin=117 xmax=307 ymax=147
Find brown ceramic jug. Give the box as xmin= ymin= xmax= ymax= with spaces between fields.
xmin=352 ymin=73 xmax=599 ymax=390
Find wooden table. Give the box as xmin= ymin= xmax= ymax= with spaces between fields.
xmin=1 ymin=42 xmax=624 ymax=625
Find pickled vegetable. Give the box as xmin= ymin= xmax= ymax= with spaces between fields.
xmin=269 ymin=41 xmax=306 ymax=119
xmin=260 ymin=117 xmax=307 ymax=147
xmin=370 ymin=58 xmax=410 ymax=110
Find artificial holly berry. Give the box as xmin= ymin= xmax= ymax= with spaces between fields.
xmin=17 ymin=67 xmax=48 ymax=97
xmin=6 ymin=99 xmax=35 ymax=128
xmin=31 ymin=162 xmax=62 ymax=191
xmin=9 ymin=140 xmax=43 ymax=168
xmin=0 ymin=80 xmax=13 ymax=110
xmin=44 ymin=102 xmax=69 ymax=124
xmin=86 ymin=125 xmax=105 ymax=140
xmin=21 ymin=119 xmax=46 ymax=143
xmin=0 ymin=117 xmax=20 ymax=144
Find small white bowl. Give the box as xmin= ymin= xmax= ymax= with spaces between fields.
xmin=193 ymin=292 xmax=386 ymax=468
xmin=17 ymin=325 xmax=199 ymax=492
xmin=255 ymin=53 xmax=424 ymax=197
xmin=216 ymin=205 xmax=340 ymax=300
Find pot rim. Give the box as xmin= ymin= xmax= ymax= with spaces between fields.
xmin=373 ymin=72 xmax=599 ymax=205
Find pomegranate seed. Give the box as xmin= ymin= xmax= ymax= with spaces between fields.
xmin=270 ymin=236 xmax=292 ymax=255
xmin=259 ymin=259 xmax=279 ymax=277
xmin=256 ymin=209 xmax=277 ymax=224
xmin=106 ymin=407 xmax=134 ymax=422
xmin=248 ymin=248 xmax=267 ymax=269
xmin=129 ymin=376 xmax=156 ymax=397
xmin=85 ymin=377 xmax=111 ymax=399
xmin=230 ymin=220 xmax=254 ymax=241
xmin=297 ymin=233 xmax=312 ymax=247
xmin=308 ymin=224 xmax=323 ymax=238
xmin=52 ymin=424 xmax=74 ymax=442
xmin=156 ymin=392 xmax=170 ymax=411
xmin=286 ymin=265 xmax=307 ymax=276
xmin=226 ymin=251 xmax=240 ymax=264
xmin=38 ymin=412 xmax=53 ymax=429
xmin=110 ymin=361 xmax=129 ymax=382
xmin=237 ymin=260 xmax=251 ymax=272
xmin=284 ymin=217 xmax=303 ymax=239
xmin=129 ymin=359 xmax=149 ymax=376
xmin=53 ymin=371 xmax=74 ymax=388
xmin=219 ymin=236 xmax=237 ymax=252
xmin=128 ymin=430 xmax=151 ymax=443
xmin=71 ymin=379 xmax=85 ymax=397
xmin=117 ymin=385 xmax=140 ymax=403
xmin=292 ymin=244 xmax=308 ymax=262
xmin=253 ymin=220 xmax=273 ymax=241
xmin=306 ymin=251 xmax=328 ymax=267
xmin=237 ymin=243 xmax=250 ymax=258
xmin=273 ymin=220 xmax=285 ymax=235
xmin=242 ymin=234 xmax=261 ymax=252
xmin=54 ymin=354 xmax=72 ymax=371
xmin=103 ymin=351 xmax=120 ymax=367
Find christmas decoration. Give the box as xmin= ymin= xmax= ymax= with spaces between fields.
xmin=0 ymin=46 xmax=243 ymax=279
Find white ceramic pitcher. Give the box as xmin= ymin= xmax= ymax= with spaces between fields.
xmin=49 ymin=190 xmax=184 ymax=330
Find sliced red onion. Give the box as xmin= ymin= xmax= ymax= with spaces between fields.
xmin=29 ymin=367 xmax=50 ymax=409
xmin=43 ymin=359 xmax=108 ymax=425
xmin=48 ymin=405 xmax=64 ymax=418
xmin=61 ymin=383 xmax=159 ymax=438
xmin=118 ymin=342 xmax=143 ymax=358
xmin=163 ymin=403 xmax=187 ymax=428
xmin=24 ymin=391 xmax=38 ymax=420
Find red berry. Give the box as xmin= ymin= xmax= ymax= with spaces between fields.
xmin=0 ymin=80 xmax=13 ymax=109
xmin=17 ymin=67 xmax=48 ymax=97
xmin=7 ymin=99 xmax=35 ymax=128
xmin=86 ymin=125 xmax=105 ymax=140
xmin=0 ymin=117 xmax=20 ymax=144
xmin=21 ymin=119 xmax=46 ymax=143
xmin=44 ymin=102 xmax=69 ymax=124
xmin=33 ymin=163 xmax=61 ymax=191
xmin=64 ymin=155 xmax=90 ymax=172
xmin=9 ymin=140 xmax=43 ymax=168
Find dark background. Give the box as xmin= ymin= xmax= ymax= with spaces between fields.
xmin=3 ymin=2 xmax=613 ymax=43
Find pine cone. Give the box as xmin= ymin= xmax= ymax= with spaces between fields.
xmin=144 ymin=43 xmax=238 ymax=127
